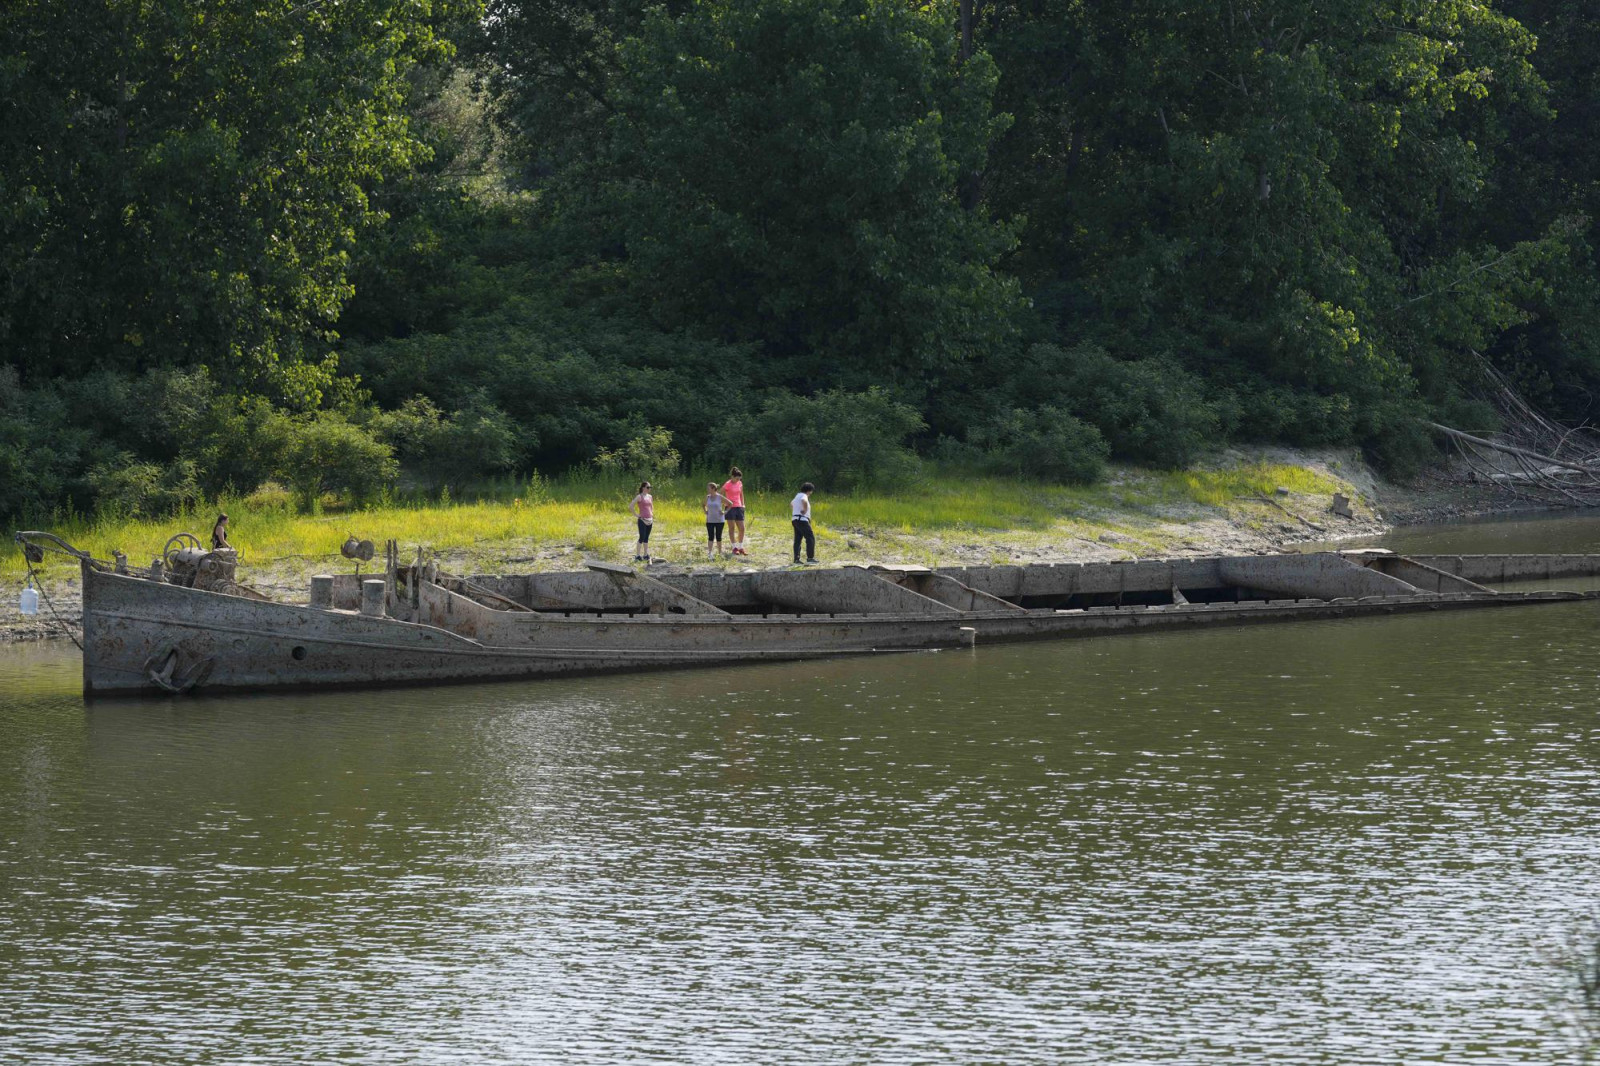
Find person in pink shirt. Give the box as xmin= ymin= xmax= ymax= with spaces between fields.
xmin=720 ymin=466 xmax=748 ymax=556
xmin=630 ymin=480 xmax=655 ymax=565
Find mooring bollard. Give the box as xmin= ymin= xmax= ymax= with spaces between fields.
xmin=309 ymin=574 xmax=334 ymax=609
xmin=360 ymin=578 xmax=387 ymax=617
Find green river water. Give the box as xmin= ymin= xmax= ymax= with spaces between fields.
xmin=3 ymin=514 xmax=1600 ymax=1063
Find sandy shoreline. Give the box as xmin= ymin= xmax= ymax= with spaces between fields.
xmin=0 ymin=450 xmax=1551 ymax=645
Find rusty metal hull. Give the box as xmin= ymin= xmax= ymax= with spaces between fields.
xmin=78 ymin=557 xmax=1597 ymax=697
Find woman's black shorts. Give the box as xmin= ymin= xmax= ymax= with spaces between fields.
xmin=725 ymin=506 xmax=746 ymax=522
xmin=636 ymin=519 xmax=653 ymax=543
xmin=706 ymin=521 xmax=725 ymax=542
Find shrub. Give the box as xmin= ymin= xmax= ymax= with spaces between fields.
xmin=125 ymin=368 xmax=289 ymax=497
xmin=710 ymin=388 xmax=925 ymax=491
xmin=926 ymin=434 xmax=987 ymax=469
xmin=374 ymin=394 xmax=519 ymax=490
xmin=0 ymin=366 xmax=92 ymax=522
xmin=971 ymin=407 xmax=1109 ymax=484
xmin=272 ymin=412 xmax=398 ymax=509
xmin=1228 ymin=381 xmax=1355 ymax=446
xmin=241 ymin=480 xmax=295 ymax=512
xmin=594 ymin=426 xmax=682 ymax=481
xmin=1012 ymin=344 xmax=1219 ymax=468
xmin=87 ymin=455 xmax=201 ymax=518
xmin=340 ymin=297 xmax=754 ymax=470
xmin=1055 ymin=346 xmax=1217 ymax=467
xmin=1361 ymin=407 xmax=1439 ymax=481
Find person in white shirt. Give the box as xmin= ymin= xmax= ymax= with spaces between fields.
xmin=790 ymin=482 xmax=817 ymax=565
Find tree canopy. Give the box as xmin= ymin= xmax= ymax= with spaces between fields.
xmin=0 ymin=0 xmax=469 ymax=406
xmin=5 ymin=0 xmax=1600 ymax=518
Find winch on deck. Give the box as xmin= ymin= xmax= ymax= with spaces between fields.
xmin=149 ymin=532 xmax=268 ymax=600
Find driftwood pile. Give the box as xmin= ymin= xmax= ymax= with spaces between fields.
xmin=1431 ymin=363 xmax=1600 ymax=506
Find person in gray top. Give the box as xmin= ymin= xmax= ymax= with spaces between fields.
xmin=703 ymin=482 xmax=730 ymax=559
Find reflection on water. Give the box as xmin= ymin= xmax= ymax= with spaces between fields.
xmin=1332 ymin=508 xmax=1600 ymax=556
xmin=4 ymin=521 xmax=1600 ymax=1063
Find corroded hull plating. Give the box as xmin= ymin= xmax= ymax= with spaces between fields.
xmin=78 ymin=553 xmax=1598 ymax=697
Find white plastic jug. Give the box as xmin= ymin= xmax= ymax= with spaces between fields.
xmin=20 ymin=585 xmax=39 ymax=616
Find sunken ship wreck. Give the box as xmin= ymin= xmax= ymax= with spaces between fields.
xmin=17 ymin=530 xmax=1600 ymax=697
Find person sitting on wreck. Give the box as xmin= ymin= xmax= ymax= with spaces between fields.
xmin=211 ymin=513 xmax=232 ymax=551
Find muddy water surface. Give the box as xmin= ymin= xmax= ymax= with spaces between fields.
xmin=3 ymin=517 xmax=1600 ymax=1063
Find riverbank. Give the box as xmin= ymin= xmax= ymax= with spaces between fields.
xmin=0 ymin=447 xmax=1531 ymax=643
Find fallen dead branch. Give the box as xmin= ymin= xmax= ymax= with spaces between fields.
xmin=1429 ymin=359 xmax=1600 ymax=506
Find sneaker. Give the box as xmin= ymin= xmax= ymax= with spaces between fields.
xmin=803 ymin=558 xmax=819 ymax=565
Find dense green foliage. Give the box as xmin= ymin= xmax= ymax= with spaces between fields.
xmin=709 ymin=389 xmax=927 ymax=491
xmin=6 ymin=0 xmax=1600 ymax=521
xmin=587 ymin=0 xmax=1023 ymax=387
xmin=0 ymin=0 xmax=470 ymax=404
xmin=966 ymin=406 xmax=1109 ymax=486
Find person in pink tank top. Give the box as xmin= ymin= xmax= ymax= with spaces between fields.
xmin=720 ymin=466 xmax=748 ymax=556
xmin=630 ymin=480 xmax=655 ymax=564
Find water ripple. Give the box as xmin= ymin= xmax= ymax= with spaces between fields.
xmin=2 ymin=595 xmax=1598 ymax=1062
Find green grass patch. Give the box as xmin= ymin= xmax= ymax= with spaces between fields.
xmin=1140 ymin=462 xmax=1346 ymax=508
xmin=818 ymin=475 xmax=1105 ymax=532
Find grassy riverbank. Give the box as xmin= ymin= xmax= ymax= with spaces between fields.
xmin=5 ymin=457 xmax=1359 ymax=579
xmin=2 ymin=450 xmax=1392 ymax=642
